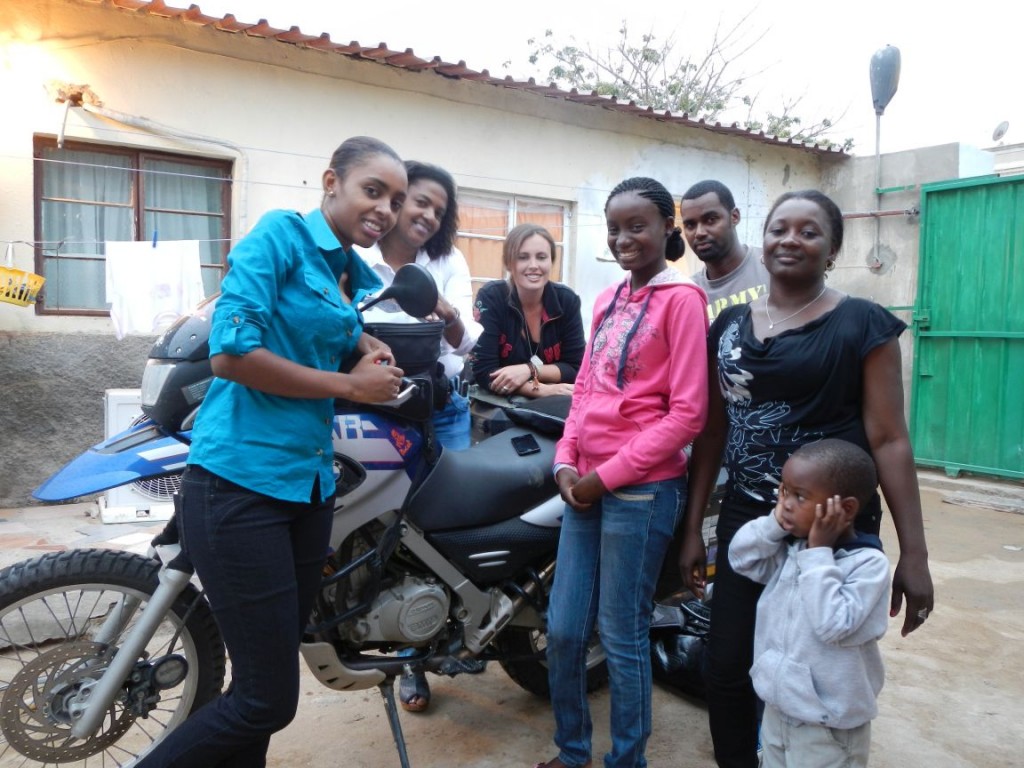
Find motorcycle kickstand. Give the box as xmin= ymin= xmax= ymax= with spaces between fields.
xmin=378 ymin=675 xmax=413 ymax=768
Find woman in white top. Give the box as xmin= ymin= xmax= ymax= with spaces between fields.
xmin=358 ymin=160 xmax=481 ymax=451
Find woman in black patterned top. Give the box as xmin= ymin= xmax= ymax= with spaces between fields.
xmin=679 ymin=190 xmax=935 ymax=768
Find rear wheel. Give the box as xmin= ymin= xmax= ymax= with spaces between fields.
xmin=0 ymin=549 xmax=225 ymax=767
xmin=496 ymin=626 xmax=607 ymax=699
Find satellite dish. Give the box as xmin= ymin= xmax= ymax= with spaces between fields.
xmin=993 ymin=121 xmax=1009 ymax=142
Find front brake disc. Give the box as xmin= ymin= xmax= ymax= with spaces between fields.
xmin=0 ymin=641 xmax=135 ymax=762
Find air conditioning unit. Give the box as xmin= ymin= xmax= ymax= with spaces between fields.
xmin=100 ymin=388 xmax=177 ymax=524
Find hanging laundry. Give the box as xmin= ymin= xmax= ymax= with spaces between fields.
xmin=104 ymin=240 xmax=205 ymax=340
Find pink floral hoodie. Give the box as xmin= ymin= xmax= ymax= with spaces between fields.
xmin=555 ymin=268 xmax=709 ymax=491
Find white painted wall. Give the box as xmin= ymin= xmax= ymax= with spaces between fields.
xmin=0 ymin=0 xmax=828 ymax=334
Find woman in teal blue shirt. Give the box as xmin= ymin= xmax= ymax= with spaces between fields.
xmin=139 ymin=136 xmax=407 ymax=768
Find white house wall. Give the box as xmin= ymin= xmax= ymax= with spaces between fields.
xmin=0 ymin=0 xmax=829 ymax=334
xmin=0 ymin=0 xmax=831 ymax=507
xmin=1 ymin=3 xmax=1005 ymax=498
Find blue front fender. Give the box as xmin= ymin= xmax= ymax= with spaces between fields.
xmin=33 ymin=419 xmax=191 ymax=502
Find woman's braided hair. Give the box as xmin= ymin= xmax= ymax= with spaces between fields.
xmin=605 ymin=177 xmax=685 ymax=261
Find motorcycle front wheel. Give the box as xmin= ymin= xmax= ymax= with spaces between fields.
xmin=0 ymin=549 xmax=225 ymax=767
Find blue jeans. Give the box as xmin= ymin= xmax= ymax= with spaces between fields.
xmin=433 ymin=387 xmax=470 ymax=451
xmin=138 ymin=465 xmax=334 ymax=768
xmin=546 ymin=477 xmax=684 ymax=768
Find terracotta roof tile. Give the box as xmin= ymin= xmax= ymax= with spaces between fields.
xmin=84 ymin=0 xmax=845 ymax=155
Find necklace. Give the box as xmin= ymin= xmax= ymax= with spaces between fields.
xmin=520 ymin=302 xmax=543 ymax=357
xmin=764 ymin=286 xmax=828 ymax=330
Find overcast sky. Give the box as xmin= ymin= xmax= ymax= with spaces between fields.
xmin=199 ymin=0 xmax=1021 ymax=155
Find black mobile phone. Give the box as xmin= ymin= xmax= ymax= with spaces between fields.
xmin=511 ymin=433 xmax=541 ymax=456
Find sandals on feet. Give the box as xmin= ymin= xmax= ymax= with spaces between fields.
xmin=533 ymin=759 xmax=592 ymax=768
xmin=399 ymin=669 xmax=431 ymax=713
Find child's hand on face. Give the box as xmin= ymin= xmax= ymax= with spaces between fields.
xmin=808 ymin=495 xmax=845 ymax=548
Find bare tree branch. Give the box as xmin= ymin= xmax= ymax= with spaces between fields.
xmin=525 ymin=16 xmax=850 ymax=149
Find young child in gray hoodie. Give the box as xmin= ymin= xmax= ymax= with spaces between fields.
xmin=729 ymin=438 xmax=890 ymax=767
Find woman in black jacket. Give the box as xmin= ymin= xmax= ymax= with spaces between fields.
xmin=471 ymin=223 xmax=585 ymax=398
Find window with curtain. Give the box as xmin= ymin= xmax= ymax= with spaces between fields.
xmin=456 ymin=193 xmax=570 ymax=297
xmin=33 ymin=137 xmax=232 ymax=315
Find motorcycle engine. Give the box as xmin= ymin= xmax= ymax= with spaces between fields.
xmin=339 ymin=575 xmax=450 ymax=644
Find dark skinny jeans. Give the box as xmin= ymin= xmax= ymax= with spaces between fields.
xmin=705 ymin=522 xmax=764 ymax=768
xmin=138 ymin=464 xmax=334 ymax=768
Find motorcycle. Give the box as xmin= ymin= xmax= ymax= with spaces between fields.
xmin=0 ymin=264 xmax=714 ymax=768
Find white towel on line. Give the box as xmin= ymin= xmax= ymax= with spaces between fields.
xmin=104 ymin=240 xmax=205 ymax=340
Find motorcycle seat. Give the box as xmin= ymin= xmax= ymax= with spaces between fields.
xmin=405 ymin=428 xmax=558 ymax=532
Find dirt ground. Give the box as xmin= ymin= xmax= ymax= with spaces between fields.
xmin=262 ymin=486 xmax=1024 ymax=768
xmin=1 ymin=482 xmax=1021 ymax=767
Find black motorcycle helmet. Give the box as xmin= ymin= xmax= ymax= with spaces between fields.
xmin=140 ymin=294 xmax=218 ymax=432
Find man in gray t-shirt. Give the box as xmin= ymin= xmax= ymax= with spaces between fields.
xmin=680 ymin=180 xmax=769 ymax=322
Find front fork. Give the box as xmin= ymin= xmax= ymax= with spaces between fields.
xmin=69 ymin=558 xmax=192 ymax=738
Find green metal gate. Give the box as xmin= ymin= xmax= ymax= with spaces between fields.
xmin=910 ymin=174 xmax=1024 ymax=479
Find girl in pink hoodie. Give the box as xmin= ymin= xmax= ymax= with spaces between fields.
xmin=536 ymin=178 xmax=709 ymax=768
